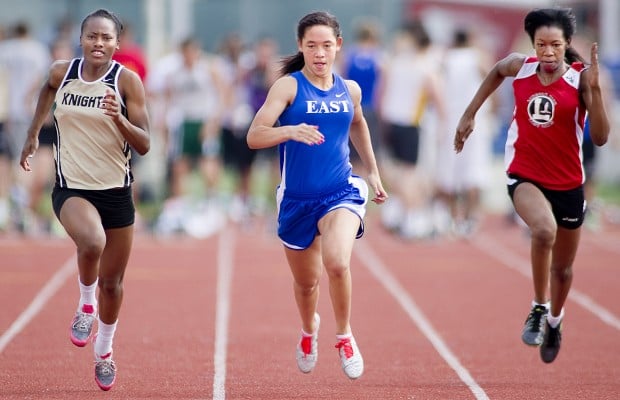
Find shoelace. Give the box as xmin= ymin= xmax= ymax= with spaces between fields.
xmin=335 ymin=338 xmax=353 ymax=359
xmin=95 ymin=359 xmax=116 ymax=376
xmin=73 ymin=313 xmax=94 ymax=332
xmin=300 ymin=335 xmax=313 ymax=355
xmin=526 ymin=307 xmax=546 ymax=331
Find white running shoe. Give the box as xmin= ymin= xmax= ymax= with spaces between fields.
xmin=94 ymin=351 xmax=116 ymax=391
xmin=70 ymin=304 xmax=96 ymax=347
xmin=296 ymin=313 xmax=320 ymax=373
xmin=335 ymin=335 xmax=364 ymax=379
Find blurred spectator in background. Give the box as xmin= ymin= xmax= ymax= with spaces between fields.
xmin=245 ymin=35 xmax=280 ymax=221
xmin=247 ymin=36 xmax=279 ymax=117
xmin=154 ymin=37 xmax=227 ymax=236
xmin=0 ymin=25 xmax=9 ymax=231
xmin=52 ymin=16 xmax=81 ymax=54
xmin=112 ymin=23 xmax=147 ymax=82
xmin=339 ymin=19 xmax=384 ymax=174
xmin=572 ymin=31 xmax=616 ymax=231
xmin=145 ymin=39 xmax=182 ymax=210
xmin=0 ymin=21 xmax=51 ymax=234
xmin=378 ymin=19 xmax=445 ymax=240
xmin=216 ymin=32 xmax=257 ymax=223
xmin=24 ymin=38 xmax=75 ymax=236
xmin=112 ymin=22 xmax=149 ymax=230
xmin=434 ymin=27 xmax=495 ymax=237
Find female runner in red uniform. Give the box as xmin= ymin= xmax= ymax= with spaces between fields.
xmin=454 ymin=7 xmax=609 ymax=363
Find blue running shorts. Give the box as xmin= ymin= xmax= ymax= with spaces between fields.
xmin=276 ymin=175 xmax=368 ymax=250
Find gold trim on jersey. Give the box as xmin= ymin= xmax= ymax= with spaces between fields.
xmin=53 ymin=58 xmax=132 ymax=190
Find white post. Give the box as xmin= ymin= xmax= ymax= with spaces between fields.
xmin=170 ymin=0 xmax=195 ymax=46
xmin=144 ymin=0 xmax=168 ymax=67
xmin=599 ymin=0 xmax=619 ymax=60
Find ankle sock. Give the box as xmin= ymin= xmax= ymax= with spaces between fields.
xmin=78 ymin=277 xmax=98 ymax=313
xmin=94 ymin=319 xmax=117 ymax=357
xmin=531 ymin=300 xmax=550 ymax=309
xmin=547 ymin=309 xmax=564 ymax=328
xmin=336 ymin=333 xmax=352 ymax=341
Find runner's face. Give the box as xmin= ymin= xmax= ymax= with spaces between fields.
xmin=533 ymin=26 xmax=567 ymax=73
xmin=298 ymin=25 xmax=342 ymax=78
xmin=80 ymin=17 xmax=119 ymax=66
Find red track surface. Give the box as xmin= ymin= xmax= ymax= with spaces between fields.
xmin=1 ymin=213 xmax=619 ymax=399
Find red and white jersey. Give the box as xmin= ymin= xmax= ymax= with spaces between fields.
xmin=505 ymin=57 xmax=587 ymax=190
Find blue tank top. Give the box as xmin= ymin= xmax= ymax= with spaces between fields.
xmin=278 ymin=71 xmax=354 ymax=196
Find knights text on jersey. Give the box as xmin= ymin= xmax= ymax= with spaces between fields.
xmin=505 ymin=57 xmax=587 ymax=190
xmin=53 ymin=58 xmax=132 ymax=190
xmin=277 ymin=71 xmax=354 ymax=196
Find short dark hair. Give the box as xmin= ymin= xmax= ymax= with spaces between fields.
xmin=80 ymin=9 xmax=124 ymax=37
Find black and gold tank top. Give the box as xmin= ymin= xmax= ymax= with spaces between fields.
xmin=53 ymin=58 xmax=132 ymax=189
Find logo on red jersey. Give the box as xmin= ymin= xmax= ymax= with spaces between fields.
xmin=527 ymin=93 xmax=556 ymax=128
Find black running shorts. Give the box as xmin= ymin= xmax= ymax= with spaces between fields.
xmin=52 ymin=185 xmax=135 ymax=229
xmin=507 ymin=175 xmax=585 ymax=230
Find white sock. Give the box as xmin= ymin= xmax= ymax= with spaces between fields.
xmin=78 ymin=277 xmax=98 ymax=312
xmin=547 ymin=309 xmax=565 ymax=328
xmin=531 ymin=300 xmax=549 ymax=309
xmin=94 ymin=319 xmax=117 ymax=357
xmin=336 ymin=333 xmax=352 ymax=341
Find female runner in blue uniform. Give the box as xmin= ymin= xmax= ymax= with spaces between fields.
xmin=247 ymin=11 xmax=387 ymax=380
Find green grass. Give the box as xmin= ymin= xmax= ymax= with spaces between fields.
xmin=135 ymin=160 xmax=278 ymax=226
xmin=595 ymin=182 xmax=620 ymax=205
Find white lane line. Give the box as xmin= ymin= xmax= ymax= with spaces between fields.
xmin=355 ymin=242 xmax=490 ymax=400
xmin=213 ymin=227 xmax=235 ymax=400
xmin=472 ymin=232 xmax=620 ymax=331
xmin=0 ymin=255 xmax=76 ymax=353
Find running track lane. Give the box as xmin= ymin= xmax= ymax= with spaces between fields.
xmin=1 ymin=214 xmax=619 ymax=399
xmin=363 ymin=215 xmax=620 ymax=400
xmin=0 ymin=234 xmax=220 ymax=399
xmin=225 ymin=226 xmax=486 ymax=399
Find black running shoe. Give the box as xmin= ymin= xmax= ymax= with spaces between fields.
xmin=540 ymin=320 xmax=562 ymax=363
xmin=521 ymin=305 xmax=548 ymax=346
